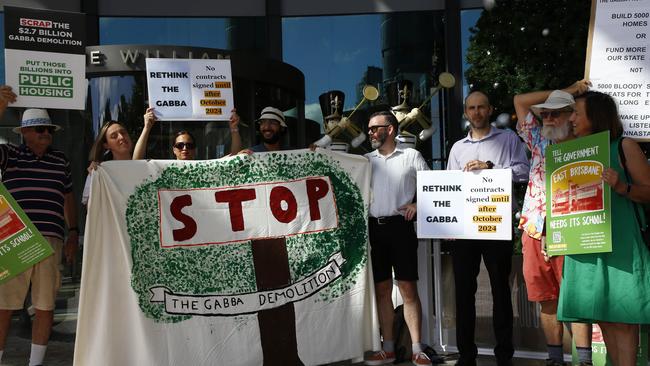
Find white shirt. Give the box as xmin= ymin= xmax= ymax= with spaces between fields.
xmin=365 ymin=146 xmax=430 ymax=217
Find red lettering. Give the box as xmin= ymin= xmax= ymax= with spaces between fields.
xmin=306 ymin=178 xmax=329 ymax=221
xmin=170 ymin=195 xmax=197 ymax=241
xmin=269 ymin=186 xmax=297 ymax=223
xmin=215 ymin=189 xmax=256 ymax=231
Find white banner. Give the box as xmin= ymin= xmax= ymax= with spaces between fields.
xmin=75 ymin=150 xmax=379 ymax=366
xmin=146 ymin=58 xmax=234 ymax=121
xmin=587 ymin=0 xmax=650 ymax=140
xmin=416 ymin=169 xmax=512 ymax=240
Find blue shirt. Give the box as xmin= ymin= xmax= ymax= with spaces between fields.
xmin=447 ymin=126 xmax=530 ymax=183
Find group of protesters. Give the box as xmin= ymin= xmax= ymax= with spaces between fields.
xmin=0 ymin=77 xmax=648 ymax=366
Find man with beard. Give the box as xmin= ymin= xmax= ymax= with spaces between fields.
xmin=363 ymin=111 xmax=432 ymax=366
xmin=446 ymin=91 xmax=529 ymax=366
xmin=514 ymin=80 xmax=593 ymax=366
xmin=249 ymin=106 xmax=287 ymax=152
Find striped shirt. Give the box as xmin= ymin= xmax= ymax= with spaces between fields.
xmin=0 ymin=143 xmax=72 ymax=240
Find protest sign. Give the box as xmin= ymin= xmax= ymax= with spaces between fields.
xmin=586 ymin=0 xmax=650 ymax=140
xmin=146 ymin=58 xmax=234 ymax=121
xmin=417 ymin=169 xmax=512 ymax=240
xmin=74 ymin=151 xmax=379 ymax=366
xmin=545 ymin=131 xmax=611 ymax=256
xmin=0 ymin=182 xmax=53 ymax=285
xmin=4 ymin=6 xmax=86 ymax=110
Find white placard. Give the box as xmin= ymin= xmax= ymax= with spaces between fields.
xmin=5 ymin=49 xmax=86 ymax=110
xmin=587 ymin=0 xmax=650 ymax=140
xmin=146 ymin=58 xmax=234 ymax=121
xmin=416 ymin=169 xmax=512 ymax=240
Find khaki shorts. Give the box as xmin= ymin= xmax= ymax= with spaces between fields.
xmin=0 ymin=237 xmax=63 ymax=311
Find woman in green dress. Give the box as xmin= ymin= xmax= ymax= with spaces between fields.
xmin=558 ymin=91 xmax=650 ymax=366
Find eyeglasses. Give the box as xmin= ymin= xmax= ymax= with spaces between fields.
xmin=368 ymin=124 xmax=391 ymax=134
xmin=33 ymin=126 xmax=56 ymax=134
xmin=539 ymin=110 xmax=572 ymax=119
xmin=173 ymin=142 xmax=196 ymax=150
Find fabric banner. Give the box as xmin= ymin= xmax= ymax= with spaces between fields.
xmin=74 ymin=150 xmax=379 ymax=366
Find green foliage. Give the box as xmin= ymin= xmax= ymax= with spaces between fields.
xmin=465 ymin=0 xmax=591 ymax=115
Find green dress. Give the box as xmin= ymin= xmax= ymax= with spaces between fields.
xmin=558 ymin=138 xmax=650 ymax=324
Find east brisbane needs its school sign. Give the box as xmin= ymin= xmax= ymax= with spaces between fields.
xmin=74 ymin=151 xmax=379 ymax=366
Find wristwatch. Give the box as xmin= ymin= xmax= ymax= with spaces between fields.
xmin=485 ymin=160 xmax=494 ymax=169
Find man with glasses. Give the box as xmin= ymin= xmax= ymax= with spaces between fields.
xmin=0 ymin=86 xmax=79 ymax=366
xmin=363 ymin=111 xmax=432 ymax=366
xmin=447 ymin=91 xmax=529 ymax=366
xmin=514 ymin=80 xmax=592 ymax=366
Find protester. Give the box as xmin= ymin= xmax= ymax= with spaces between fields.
xmin=514 ymin=80 xmax=593 ymax=366
xmin=243 ymin=106 xmax=288 ymax=153
xmin=363 ymin=111 xmax=432 ymax=366
xmin=0 ymin=87 xmax=79 ymax=366
xmin=558 ymin=91 xmax=650 ymax=366
xmin=447 ymin=91 xmax=529 ymax=366
xmin=82 ymin=120 xmax=134 ymax=205
xmin=133 ymin=107 xmax=242 ymax=159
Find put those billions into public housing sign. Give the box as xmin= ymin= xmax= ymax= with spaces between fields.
xmin=4 ymin=6 xmax=86 ymax=110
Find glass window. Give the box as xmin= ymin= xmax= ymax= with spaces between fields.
xmin=99 ymin=17 xmax=228 ymax=48
xmin=282 ymin=12 xmax=445 ymax=160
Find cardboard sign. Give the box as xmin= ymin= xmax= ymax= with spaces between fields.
xmin=0 ymin=182 xmax=54 ymax=285
xmin=4 ymin=6 xmax=86 ymax=110
xmin=586 ymin=0 xmax=650 ymax=140
xmin=416 ymin=169 xmax=512 ymax=240
xmin=146 ymin=58 xmax=234 ymax=120
xmin=545 ymin=131 xmax=612 ymax=256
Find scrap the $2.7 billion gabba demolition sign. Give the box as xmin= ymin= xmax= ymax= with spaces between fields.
xmin=545 ymin=131 xmax=612 ymax=256
xmin=4 ymin=6 xmax=86 ymax=110
xmin=74 ymin=151 xmax=380 ymax=366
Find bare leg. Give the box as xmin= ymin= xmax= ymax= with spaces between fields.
xmin=375 ymin=279 xmax=395 ymax=342
xmin=0 ymin=310 xmax=12 ymax=350
xmin=571 ymin=322 xmax=592 ymax=348
xmin=32 ymin=309 xmax=53 ymax=345
xmin=540 ymin=300 xmax=563 ymax=344
xmin=599 ymin=322 xmax=638 ymax=366
xmin=397 ymin=280 xmax=422 ymax=344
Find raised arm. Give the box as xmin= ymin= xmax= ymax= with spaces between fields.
xmin=229 ymin=108 xmax=242 ymax=155
xmin=0 ymin=86 xmax=17 ymax=119
xmin=133 ymin=107 xmax=157 ymax=160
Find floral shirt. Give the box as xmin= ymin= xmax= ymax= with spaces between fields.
xmin=517 ymin=112 xmax=549 ymax=239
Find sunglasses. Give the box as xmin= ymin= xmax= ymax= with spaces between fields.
xmin=173 ymin=142 xmax=196 ymax=150
xmin=33 ymin=126 xmax=56 ymax=134
xmin=539 ymin=110 xmax=572 ymax=119
xmin=368 ymin=124 xmax=391 ymax=134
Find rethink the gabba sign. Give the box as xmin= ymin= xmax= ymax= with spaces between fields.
xmin=545 ymin=131 xmax=612 ymax=256
xmin=74 ymin=151 xmax=379 ymax=366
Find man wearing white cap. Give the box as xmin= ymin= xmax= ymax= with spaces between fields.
xmin=514 ymin=80 xmax=592 ymax=366
xmin=0 ymin=86 xmax=78 ymax=366
xmin=249 ymin=106 xmax=288 ymax=152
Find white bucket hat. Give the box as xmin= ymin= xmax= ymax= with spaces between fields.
xmin=13 ymin=108 xmax=62 ymax=133
xmin=530 ymin=90 xmax=575 ymax=115
xmin=257 ymin=106 xmax=287 ymax=127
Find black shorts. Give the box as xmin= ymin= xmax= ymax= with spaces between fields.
xmin=368 ymin=216 xmax=419 ymax=282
